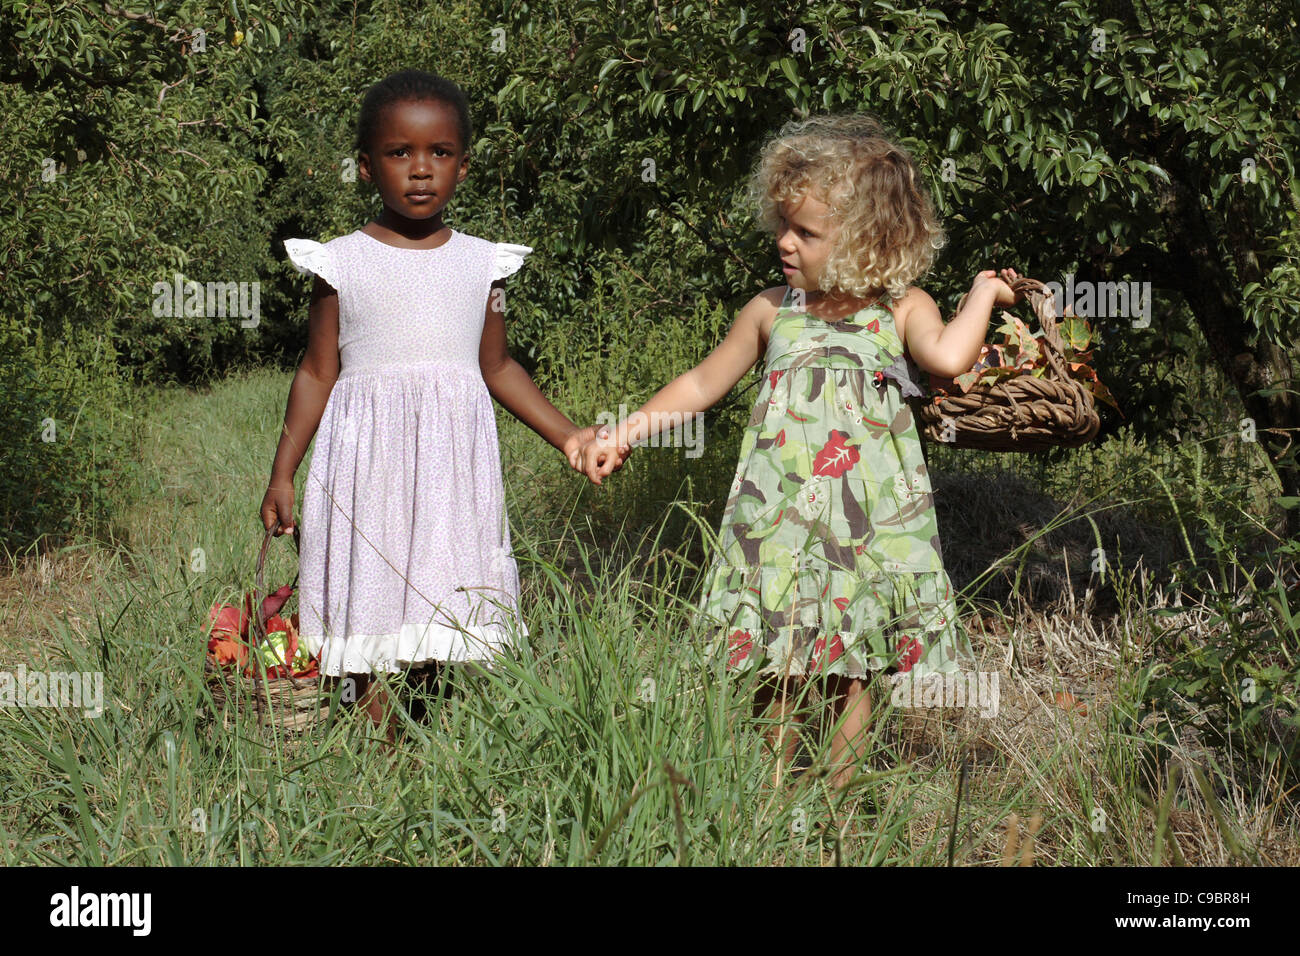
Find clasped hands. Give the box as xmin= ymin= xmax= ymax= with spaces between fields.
xmin=561 ymin=423 xmax=633 ymax=486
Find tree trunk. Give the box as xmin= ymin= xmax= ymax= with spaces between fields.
xmin=1158 ymin=173 xmax=1300 ymax=539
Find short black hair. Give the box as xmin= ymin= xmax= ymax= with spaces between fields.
xmin=354 ymin=70 xmax=473 ymax=156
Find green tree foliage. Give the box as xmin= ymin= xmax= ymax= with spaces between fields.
xmin=2 ymin=0 xmax=318 ymax=378
xmin=1 ymin=1 xmax=316 ymax=547
xmin=2 ymin=0 xmax=1297 ymax=549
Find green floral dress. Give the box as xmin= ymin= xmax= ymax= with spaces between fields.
xmin=697 ymin=289 xmax=974 ymax=681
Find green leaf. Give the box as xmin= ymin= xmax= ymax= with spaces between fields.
xmin=598 ymin=58 xmax=621 ymax=83
xmin=1061 ymin=316 xmax=1092 ymax=350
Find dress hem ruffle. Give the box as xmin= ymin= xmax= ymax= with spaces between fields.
xmin=301 ymin=618 xmax=529 ymax=677
xmin=698 ymin=559 xmax=972 ymax=680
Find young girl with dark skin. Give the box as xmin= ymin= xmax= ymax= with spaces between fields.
xmin=261 ymin=72 xmax=625 ymax=746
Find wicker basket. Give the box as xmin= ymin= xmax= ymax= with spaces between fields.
xmin=919 ymin=276 xmax=1101 ymax=452
xmin=204 ymin=524 xmax=331 ymax=734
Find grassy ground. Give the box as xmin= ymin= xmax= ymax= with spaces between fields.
xmin=0 ymin=361 xmax=1296 ymax=865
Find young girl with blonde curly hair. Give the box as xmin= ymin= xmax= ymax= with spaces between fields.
xmin=579 ymin=114 xmax=1019 ymax=790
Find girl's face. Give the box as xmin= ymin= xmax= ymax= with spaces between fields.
xmin=359 ymin=98 xmax=469 ymax=226
xmin=776 ymin=193 xmax=837 ymax=292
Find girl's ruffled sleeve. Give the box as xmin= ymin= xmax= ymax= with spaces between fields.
xmin=284 ymin=238 xmax=340 ymax=291
xmin=491 ymin=242 xmax=533 ymax=281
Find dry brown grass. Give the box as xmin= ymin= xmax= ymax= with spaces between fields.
xmin=0 ymin=543 xmax=115 ymax=671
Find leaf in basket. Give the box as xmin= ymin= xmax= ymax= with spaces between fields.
xmin=969 ymin=343 xmax=1006 ymax=374
xmin=261 ymin=584 xmax=294 ymax=621
xmin=1088 ymin=377 xmax=1123 ymax=413
xmin=207 ymin=601 xmax=248 ymax=640
xmin=1060 ymin=315 xmax=1092 ymax=351
xmin=993 ymin=313 xmax=1040 ymax=366
xmin=1019 ymin=331 xmax=1042 ymax=364
xmin=993 ymin=312 xmax=1021 ymax=346
xmin=282 ymin=614 xmax=313 ymax=672
xmin=209 ymin=637 xmax=248 ymax=668
xmin=256 ymin=616 xmax=299 ymax=678
xmin=951 ymin=369 xmax=983 ymax=394
xmin=983 ymin=366 xmax=1019 ymax=384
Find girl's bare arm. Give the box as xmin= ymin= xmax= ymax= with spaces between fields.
xmin=578 ymin=288 xmax=780 ymax=481
xmin=479 ymin=278 xmax=613 ymax=468
xmin=899 ymin=271 xmax=1018 ymax=377
xmin=261 ymin=275 xmax=340 ymax=532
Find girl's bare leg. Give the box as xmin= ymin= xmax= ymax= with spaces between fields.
xmin=404 ymin=663 xmax=445 ymax=724
xmin=753 ymin=676 xmax=804 ymax=788
xmin=351 ymin=672 xmax=398 ymax=750
xmin=823 ymin=675 xmax=872 ymax=791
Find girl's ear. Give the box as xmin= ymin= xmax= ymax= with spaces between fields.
xmin=456 ymin=151 xmax=470 ymax=183
xmin=357 ymin=151 xmax=372 ymax=183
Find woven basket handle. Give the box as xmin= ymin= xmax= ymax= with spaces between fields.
xmin=250 ymin=522 xmax=301 ymax=651
xmin=954 ymin=275 xmax=1071 ymax=383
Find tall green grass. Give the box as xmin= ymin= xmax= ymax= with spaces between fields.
xmin=0 ymin=505 xmax=950 ymax=865
xmin=1 ymin=365 xmax=1296 ymax=865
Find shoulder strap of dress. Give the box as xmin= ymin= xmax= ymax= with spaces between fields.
xmin=777 ymin=285 xmax=811 ymax=315
xmin=863 ymin=291 xmax=897 ymax=317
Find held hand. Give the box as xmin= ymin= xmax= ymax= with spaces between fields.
xmin=260 ymin=478 xmax=296 ymax=535
xmin=971 ymin=268 xmax=1021 ymax=308
xmin=562 ymin=424 xmax=598 ymax=470
xmin=578 ymin=432 xmax=631 ymax=485
xmin=562 ymin=424 xmax=614 ymax=469
xmin=564 ymin=424 xmax=630 ymax=483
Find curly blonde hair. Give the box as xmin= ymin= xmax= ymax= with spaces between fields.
xmin=750 ymin=114 xmax=946 ymax=300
